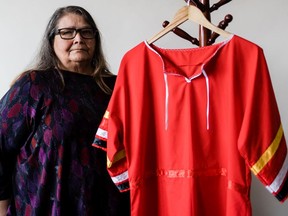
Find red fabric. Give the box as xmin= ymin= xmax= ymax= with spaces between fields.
xmin=94 ymin=35 xmax=287 ymax=216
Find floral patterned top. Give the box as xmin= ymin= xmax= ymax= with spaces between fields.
xmin=0 ymin=69 xmax=130 ymax=216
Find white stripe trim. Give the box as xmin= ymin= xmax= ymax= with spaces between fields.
xmin=96 ymin=128 xmax=108 ymax=139
xmin=266 ymin=153 xmax=288 ymax=193
xmin=111 ymin=170 xmax=129 ymax=184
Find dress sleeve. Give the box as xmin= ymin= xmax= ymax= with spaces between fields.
xmin=93 ymin=62 xmax=130 ymax=192
xmin=237 ymin=48 xmax=288 ymax=202
xmin=0 ymin=73 xmax=38 ymax=199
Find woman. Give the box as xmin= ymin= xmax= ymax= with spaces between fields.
xmin=0 ymin=6 xmax=129 ymax=216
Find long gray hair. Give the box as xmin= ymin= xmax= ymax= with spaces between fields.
xmin=26 ymin=5 xmax=113 ymax=94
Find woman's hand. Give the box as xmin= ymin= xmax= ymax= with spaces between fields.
xmin=0 ymin=200 xmax=9 ymax=216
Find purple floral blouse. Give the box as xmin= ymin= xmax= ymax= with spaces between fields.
xmin=0 ymin=69 xmax=130 ymax=216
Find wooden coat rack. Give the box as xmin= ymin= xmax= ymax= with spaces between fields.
xmin=162 ymin=0 xmax=233 ymax=47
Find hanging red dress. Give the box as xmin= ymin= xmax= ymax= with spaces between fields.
xmin=93 ymin=35 xmax=288 ymax=216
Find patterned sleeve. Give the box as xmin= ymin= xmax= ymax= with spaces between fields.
xmin=93 ymin=62 xmax=130 ymax=192
xmin=0 ymin=72 xmax=41 ymax=199
xmin=237 ymin=48 xmax=288 ymax=202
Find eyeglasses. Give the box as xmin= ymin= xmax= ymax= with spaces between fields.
xmin=55 ymin=28 xmax=96 ymax=40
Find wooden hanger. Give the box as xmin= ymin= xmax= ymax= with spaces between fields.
xmin=147 ymin=4 xmax=232 ymax=44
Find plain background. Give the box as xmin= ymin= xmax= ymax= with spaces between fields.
xmin=0 ymin=0 xmax=287 ymax=215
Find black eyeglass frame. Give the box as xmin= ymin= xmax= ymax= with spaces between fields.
xmin=55 ymin=28 xmax=96 ymax=40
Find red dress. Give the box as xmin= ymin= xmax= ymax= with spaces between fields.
xmin=93 ymin=35 xmax=288 ymax=216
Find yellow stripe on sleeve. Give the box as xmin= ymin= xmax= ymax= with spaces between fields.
xmin=251 ymin=125 xmax=283 ymax=175
xmin=104 ymin=110 xmax=110 ymax=119
xmin=107 ymin=149 xmax=126 ymax=168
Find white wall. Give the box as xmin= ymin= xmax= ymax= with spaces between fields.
xmin=0 ymin=0 xmax=287 ymax=215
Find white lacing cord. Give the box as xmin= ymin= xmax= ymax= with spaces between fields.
xmin=202 ymin=69 xmax=210 ymax=130
xmin=164 ymin=73 xmax=169 ymax=130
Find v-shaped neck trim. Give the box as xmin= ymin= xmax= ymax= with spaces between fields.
xmin=143 ymin=34 xmax=234 ymax=130
xmin=144 ymin=34 xmax=234 ymax=79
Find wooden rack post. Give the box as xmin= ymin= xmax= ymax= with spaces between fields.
xmin=162 ymin=0 xmax=233 ymax=47
xmin=199 ymin=0 xmax=211 ymax=47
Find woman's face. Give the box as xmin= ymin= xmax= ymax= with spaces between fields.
xmin=53 ymin=13 xmax=96 ymax=74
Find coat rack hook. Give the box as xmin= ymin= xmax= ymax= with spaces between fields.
xmin=161 ymin=0 xmax=233 ymax=46
xmin=210 ymin=0 xmax=232 ymax=12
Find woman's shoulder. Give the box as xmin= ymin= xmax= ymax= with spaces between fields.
xmin=15 ymin=69 xmax=57 ymax=84
xmin=11 ymin=69 xmax=61 ymax=96
xmin=1 ymin=70 xmax=56 ymax=110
